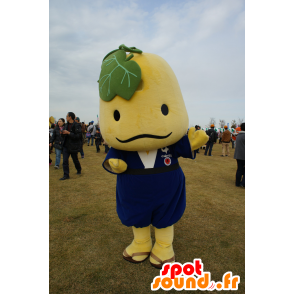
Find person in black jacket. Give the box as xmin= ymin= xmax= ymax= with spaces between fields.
xmin=204 ymin=124 xmax=217 ymax=156
xmin=234 ymin=123 xmax=245 ymax=187
xmin=75 ymin=117 xmax=85 ymax=159
xmin=94 ymin=129 xmax=102 ymax=152
xmin=49 ymin=134 xmax=52 ymax=166
xmin=59 ymin=112 xmax=82 ymax=180
xmin=49 ymin=123 xmax=55 ymax=154
xmin=49 ymin=118 xmax=65 ymax=169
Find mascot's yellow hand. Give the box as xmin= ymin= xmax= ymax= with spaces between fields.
xmin=109 ymin=159 xmax=128 ymax=173
xmin=188 ymin=127 xmax=209 ymax=151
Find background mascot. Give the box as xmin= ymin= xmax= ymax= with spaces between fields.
xmin=98 ymin=44 xmax=208 ymax=269
xmin=49 ymin=116 xmax=55 ymax=128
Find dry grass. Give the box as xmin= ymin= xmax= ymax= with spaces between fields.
xmin=50 ymin=143 xmax=245 ymax=293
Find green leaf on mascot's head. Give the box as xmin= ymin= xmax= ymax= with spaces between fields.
xmin=98 ymin=47 xmax=142 ymax=102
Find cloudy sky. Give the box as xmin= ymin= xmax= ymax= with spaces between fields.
xmin=49 ymin=0 xmax=244 ymax=128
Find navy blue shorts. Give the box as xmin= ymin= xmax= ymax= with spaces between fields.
xmin=116 ymin=167 xmax=186 ymax=229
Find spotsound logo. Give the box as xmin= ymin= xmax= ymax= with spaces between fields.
xmin=151 ymin=259 xmax=240 ymax=291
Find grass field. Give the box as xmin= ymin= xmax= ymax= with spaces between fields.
xmin=49 ymin=142 xmax=245 ymax=293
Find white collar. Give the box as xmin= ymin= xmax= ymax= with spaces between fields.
xmin=137 ymin=150 xmax=158 ymax=169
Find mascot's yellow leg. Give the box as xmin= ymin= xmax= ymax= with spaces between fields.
xmin=150 ymin=225 xmax=175 ymax=269
xmin=123 ymin=225 xmax=152 ymax=262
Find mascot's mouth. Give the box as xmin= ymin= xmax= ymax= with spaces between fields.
xmin=116 ymin=132 xmax=172 ymax=143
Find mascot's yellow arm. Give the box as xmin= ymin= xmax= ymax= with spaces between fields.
xmin=188 ymin=127 xmax=209 ymax=151
xmin=109 ymin=159 xmax=128 ymax=173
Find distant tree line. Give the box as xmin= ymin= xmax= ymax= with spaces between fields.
xmin=203 ymin=117 xmax=244 ymax=129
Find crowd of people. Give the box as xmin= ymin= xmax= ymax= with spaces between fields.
xmin=194 ymin=123 xmax=245 ymax=188
xmin=49 ymin=115 xmax=245 ymax=187
xmin=49 ymin=112 xmax=109 ymax=180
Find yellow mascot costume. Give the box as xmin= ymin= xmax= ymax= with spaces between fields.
xmin=49 ymin=116 xmax=55 ymax=128
xmin=98 ymin=44 xmax=208 ymax=269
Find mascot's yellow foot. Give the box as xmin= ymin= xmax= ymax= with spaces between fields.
xmin=150 ymin=225 xmax=175 ymax=269
xmin=123 ymin=226 xmax=152 ymax=263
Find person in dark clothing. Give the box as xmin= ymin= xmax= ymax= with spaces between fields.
xmin=204 ymin=124 xmax=217 ymax=156
xmin=195 ymin=125 xmax=201 ymax=153
xmin=59 ymin=112 xmax=82 ymax=180
xmin=104 ymin=142 xmax=110 ymax=153
xmin=49 ymin=133 xmax=52 ymax=166
xmin=49 ymin=118 xmax=65 ymax=169
xmin=49 ymin=124 xmax=55 ymax=153
xmin=94 ymin=129 xmax=102 ymax=152
xmin=231 ymin=136 xmax=235 ymax=149
xmin=75 ymin=117 xmax=85 ymax=159
xmin=101 ymin=133 xmax=110 ymax=153
xmin=81 ymin=122 xmax=86 ymax=143
xmin=234 ymin=123 xmax=245 ymax=187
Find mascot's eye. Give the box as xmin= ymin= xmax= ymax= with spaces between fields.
xmin=161 ymin=104 xmax=169 ymax=116
xmin=114 ymin=110 xmax=120 ymax=121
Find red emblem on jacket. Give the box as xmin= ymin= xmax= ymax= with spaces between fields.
xmin=164 ymin=158 xmax=171 ymax=166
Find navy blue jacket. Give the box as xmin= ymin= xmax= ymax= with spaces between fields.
xmin=102 ymin=135 xmax=196 ymax=228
